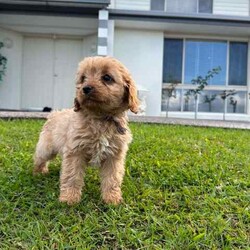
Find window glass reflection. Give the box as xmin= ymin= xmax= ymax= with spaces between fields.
xmin=227 ymin=91 xmax=246 ymax=114
xmin=162 ymin=89 xmax=182 ymax=111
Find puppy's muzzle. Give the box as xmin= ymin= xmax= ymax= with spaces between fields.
xmin=83 ymin=86 xmax=94 ymax=95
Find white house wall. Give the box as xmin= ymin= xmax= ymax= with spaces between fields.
xmin=0 ymin=14 xmax=99 ymax=110
xmin=82 ymin=34 xmax=98 ymax=58
xmin=114 ymin=29 xmax=164 ymax=116
xmin=110 ymin=0 xmax=150 ymax=10
xmin=213 ymin=0 xmax=249 ymax=16
xmin=0 ymin=28 xmax=23 ymax=109
xmin=21 ymin=37 xmax=84 ymax=110
xmin=0 ymin=14 xmax=98 ymax=37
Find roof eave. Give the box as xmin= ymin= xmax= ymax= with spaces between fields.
xmin=0 ymin=0 xmax=110 ymax=17
xmin=109 ymin=9 xmax=250 ymax=27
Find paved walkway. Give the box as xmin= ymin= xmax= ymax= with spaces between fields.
xmin=129 ymin=116 xmax=250 ymax=130
xmin=0 ymin=111 xmax=250 ymax=130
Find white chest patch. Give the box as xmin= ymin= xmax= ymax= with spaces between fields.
xmin=89 ymin=135 xmax=114 ymax=167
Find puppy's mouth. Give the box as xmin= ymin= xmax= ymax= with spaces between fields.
xmin=82 ymin=95 xmax=105 ymax=106
xmin=85 ymin=95 xmax=102 ymax=102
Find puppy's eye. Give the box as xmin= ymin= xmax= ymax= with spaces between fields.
xmin=102 ymin=74 xmax=113 ymax=84
xmin=80 ymin=75 xmax=86 ymax=83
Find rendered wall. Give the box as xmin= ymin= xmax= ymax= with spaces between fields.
xmin=82 ymin=34 xmax=98 ymax=58
xmin=114 ymin=28 xmax=164 ymax=116
xmin=110 ymin=0 xmax=150 ymax=10
xmin=0 ymin=28 xmax=23 ymax=109
xmin=213 ymin=0 xmax=249 ymax=16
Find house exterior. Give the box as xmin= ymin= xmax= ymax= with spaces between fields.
xmin=0 ymin=0 xmax=250 ymax=120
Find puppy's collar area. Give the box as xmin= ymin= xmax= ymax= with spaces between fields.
xmin=104 ymin=116 xmax=126 ymax=135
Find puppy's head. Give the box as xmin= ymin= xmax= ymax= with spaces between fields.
xmin=74 ymin=56 xmax=139 ymax=115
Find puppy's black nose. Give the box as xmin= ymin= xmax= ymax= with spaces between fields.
xmin=83 ymin=86 xmax=94 ymax=95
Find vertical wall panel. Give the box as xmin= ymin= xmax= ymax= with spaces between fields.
xmin=111 ymin=0 xmax=150 ymax=11
xmin=21 ymin=37 xmax=54 ymax=109
xmin=214 ymin=0 xmax=249 ymax=16
xmin=53 ymin=39 xmax=82 ymax=109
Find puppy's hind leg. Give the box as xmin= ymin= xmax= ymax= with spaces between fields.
xmin=33 ymin=132 xmax=55 ymax=175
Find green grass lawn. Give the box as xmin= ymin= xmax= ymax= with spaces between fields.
xmin=0 ymin=119 xmax=249 ymax=249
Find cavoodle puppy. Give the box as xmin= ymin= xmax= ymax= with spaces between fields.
xmin=33 ymin=56 xmax=139 ymax=205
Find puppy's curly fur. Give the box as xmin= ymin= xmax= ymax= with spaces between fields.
xmin=33 ymin=56 xmax=139 ymax=205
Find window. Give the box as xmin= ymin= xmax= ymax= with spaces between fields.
xmin=183 ymin=90 xmax=196 ymax=112
xmin=199 ymin=0 xmax=213 ymax=13
xmin=162 ymin=89 xmax=182 ymax=111
xmin=163 ymin=38 xmax=248 ymax=86
xmin=166 ymin=0 xmax=197 ymax=13
xmin=229 ymin=42 xmax=248 ymax=86
xmin=151 ymin=0 xmax=165 ymax=11
xmin=227 ymin=92 xmax=246 ymax=114
xmin=199 ymin=90 xmax=224 ymax=113
xmin=184 ymin=40 xmax=227 ymax=85
xmin=166 ymin=0 xmax=213 ymax=14
xmin=162 ymin=90 xmax=247 ymax=114
xmin=162 ymin=38 xmax=248 ymax=114
xmin=163 ymin=39 xmax=183 ymax=83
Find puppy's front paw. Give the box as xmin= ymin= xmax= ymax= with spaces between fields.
xmin=102 ymin=192 xmax=123 ymax=205
xmin=59 ymin=188 xmax=81 ymax=205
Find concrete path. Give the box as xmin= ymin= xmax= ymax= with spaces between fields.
xmin=0 ymin=111 xmax=250 ymax=130
xmin=129 ymin=116 xmax=250 ymax=130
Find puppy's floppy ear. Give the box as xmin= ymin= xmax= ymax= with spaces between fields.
xmin=74 ymin=98 xmax=81 ymax=112
xmin=124 ymin=74 xmax=140 ymax=114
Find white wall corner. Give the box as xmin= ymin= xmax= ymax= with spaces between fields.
xmin=107 ymin=20 xmax=114 ymax=56
xmin=98 ymin=28 xmax=108 ymax=38
xmin=97 ymin=46 xmax=108 ymax=56
xmin=99 ymin=9 xmax=109 ymax=20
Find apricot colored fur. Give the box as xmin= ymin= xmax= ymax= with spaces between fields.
xmin=33 ymin=56 xmax=139 ymax=205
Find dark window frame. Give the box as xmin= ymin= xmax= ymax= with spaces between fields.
xmin=162 ymin=38 xmax=183 ymax=83
xmin=229 ymin=41 xmax=248 ymax=86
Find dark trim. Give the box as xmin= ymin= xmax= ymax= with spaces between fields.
xmin=0 ymin=0 xmax=110 ymax=17
xmin=98 ymin=37 xmax=107 ymax=46
xmin=0 ymin=5 xmax=98 ymax=17
xmin=99 ymin=19 xmax=108 ymax=28
xmin=109 ymin=9 xmax=250 ymax=27
xmin=0 ymin=0 xmax=110 ymax=5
